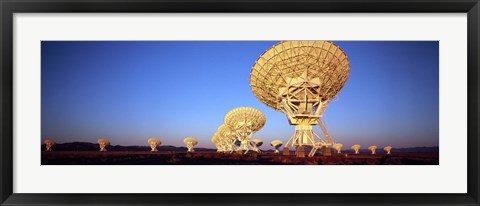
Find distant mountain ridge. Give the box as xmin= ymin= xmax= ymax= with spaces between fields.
xmin=42 ymin=142 xmax=439 ymax=153
xmin=354 ymin=146 xmax=439 ymax=153
xmin=41 ymin=142 xmax=215 ymax=152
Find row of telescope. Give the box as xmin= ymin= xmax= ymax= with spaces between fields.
xmin=43 ymin=138 xmax=393 ymax=155
xmin=43 ymin=137 xmax=198 ymax=152
xmin=211 ymin=134 xmax=394 ymax=155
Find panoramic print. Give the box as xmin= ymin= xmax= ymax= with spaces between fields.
xmin=41 ymin=41 xmax=439 ymax=165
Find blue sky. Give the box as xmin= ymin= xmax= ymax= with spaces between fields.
xmin=41 ymin=41 xmax=439 ymax=149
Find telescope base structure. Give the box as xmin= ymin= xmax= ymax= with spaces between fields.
xmin=251 ymin=144 xmax=262 ymax=154
xmin=227 ymin=140 xmax=237 ymax=153
xmin=230 ymin=145 xmax=239 ymax=153
xmin=224 ymin=145 xmax=233 ymax=153
xmin=322 ymin=146 xmax=332 ymax=156
xmin=284 ymin=123 xmax=331 ymax=157
xmin=239 ymin=140 xmax=253 ymax=154
xmin=283 ymin=147 xmax=290 ymax=155
xmin=296 ymin=146 xmax=305 ymax=158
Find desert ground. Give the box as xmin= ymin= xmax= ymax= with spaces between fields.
xmin=41 ymin=151 xmax=439 ymax=165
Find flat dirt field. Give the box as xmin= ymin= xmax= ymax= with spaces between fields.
xmin=41 ymin=151 xmax=439 ymax=165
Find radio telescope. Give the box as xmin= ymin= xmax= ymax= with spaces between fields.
xmin=211 ymin=131 xmax=223 ymax=152
xmin=97 ymin=138 xmax=110 ymax=152
xmin=332 ymin=143 xmax=343 ymax=154
xmin=224 ymin=107 xmax=266 ymax=154
xmin=368 ymin=145 xmax=377 ymax=154
xmin=184 ymin=137 xmax=198 ymax=152
xmin=44 ymin=139 xmax=55 ymax=151
xmin=384 ymin=146 xmax=393 ymax=155
xmin=351 ymin=144 xmax=360 ymax=154
xmin=250 ymin=41 xmax=350 ymax=157
xmin=217 ymin=124 xmax=237 ymax=153
xmin=147 ymin=138 xmax=161 ymax=152
xmin=270 ymin=140 xmax=283 ymax=154
xmin=212 ymin=126 xmax=229 ymax=153
xmin=249 ymin=139 xmax=263 ymax=153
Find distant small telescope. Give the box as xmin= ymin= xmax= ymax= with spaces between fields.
xmin=44 ymin=139 xmax=55 ymax=152
xmin=97 ymin=138 xmax=110 ymax=152
xmin=270 ymin=140 xmax=283 ymax=154
xmin=249 ymin=139 xmax=263 ymax=153
xmin=351 ymin=144 xmax=361 ymax=154
xmin=147 ymin=138 xmax=161 ymax=152
xmin=384 ymin=146 xmax=393 ymax=155
xmin=368 ymin=145 xmax=377 ymax=155
xmin=333 ymin=143 xmax=343 ymax=154
xmin=184 ymin=137 xmax=198 ymax=152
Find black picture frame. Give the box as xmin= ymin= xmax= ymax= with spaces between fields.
xmin=1 ymin=0 xmax=479 ymax=205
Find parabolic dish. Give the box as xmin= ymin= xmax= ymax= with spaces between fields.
xmin=251 ymin=139 xmax=263 ymax=147
xmin=184 ymin=137 xmax=198 ymax=145
xmin=217 ymin=124 xmax=232 ymax=139
xmin=224 ymin=107 xmax=266 ymax=131
xmin=147 ymin=137 xmax=161 ymax=145
xmin=333 ymin=143 xmax=343 ymax=149
xmin=270 ymin=140 xmax=283 ymax=147
xmin=211 ymin=133 xmax=219 ymax=144
xmin=97 ymin=138 xmax=110 ymax=144
xmin=44 ymin=139 xmax=55 ymax=144
xmin=250 ymin=41 xmax=350 ymax=110
xmin=351 ymin=144 xmax=361 ymax=149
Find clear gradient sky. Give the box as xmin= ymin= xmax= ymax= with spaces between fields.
xmin=41 ymin=41 xmax=439 ymax=149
